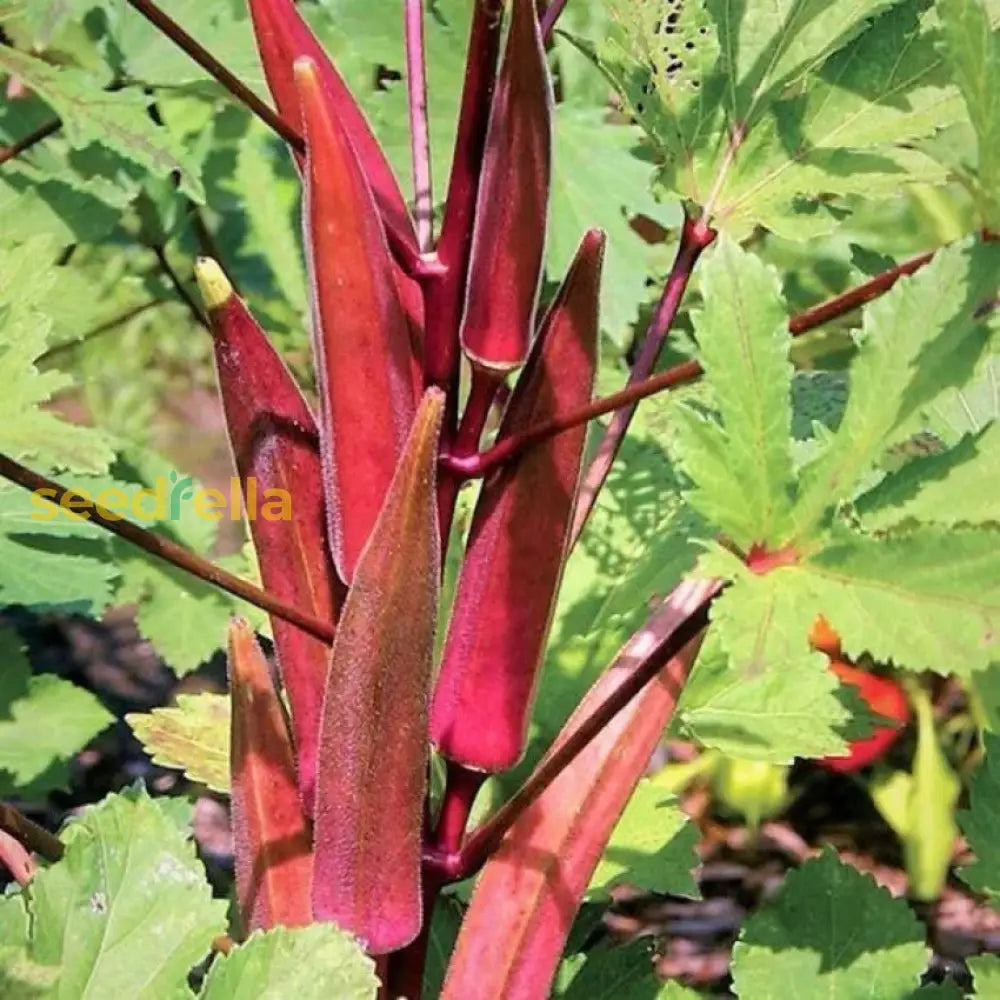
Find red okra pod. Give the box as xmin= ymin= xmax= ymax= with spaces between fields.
xmin=442 ymin=582 xmax=713 ymax=998
xmin=228 ymin=618 xmax=313 ymax=932
xmin=195 ymin=259 xmax=341 ymax=812
xmin=296 ymin=57 xmax=418 ymax=583
xmin=431 ymin=230 xmax=605 ymax=771
xmin=459 ymin=0 xmax=553 ymax=372
xmin=247 ymin=0 xmax=417 ymax=258
xmin=312 ymin=390 xmax=444 ymax=954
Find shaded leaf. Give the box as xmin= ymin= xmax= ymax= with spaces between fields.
xmin=556 ymin=940 xmax=679 ymax=1000
xmin=673 ymin=236 xmax=795 ymax=548
xmin=674 ymin=621 xmax=853 ymax=762
xmin=587 ymin=781 xmax=700 ymax=900
xmin=0 ymin=628 xmax=112 ymax=798
xmin=939 ymin=0 xmax=1000 ymax=228
xmin=731 ymin=849 xmax=928 ymax=999
xmin=792 ymin=238 xmax=1000 ymax=537
xmin=0 ymin=49 xmax=203 ymax=201
xmin=957 ymin=732 xmax=1000 ymax=908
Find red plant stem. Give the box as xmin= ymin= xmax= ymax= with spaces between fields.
xmin=570 ymin=214 xmax=716 ymax=544
xmin=0 ymin=454 xmax=336 ymax=644
xmin=387 ymin=878 xmax=442 ymax=998
xmin=434 ymin=762 xmax=487 ymax=855
xmin=422 ymin=0 xmax=503 ymax=393
xmin=373 ymin=956 xmax=391 ymax=1000
xmin=787 ymin=247 xmax=935 ymax=334
xmin=443 ymin=243 xmax=942 ymax=482
xmin=442 ymin=358 xmax=701 ymax=478
xmin=436 ymin=366 xmax=500 ymax=547
xmin=0 ymin=117 xmax=62 ymax=166
xmin=445 ymin=581 xmax=718 ymax=880
xmin=0 ymin=803 xmax=63 ymax=862
xmin=123 ymin=0 xmax=304 ymax=153
xmin=405 ymin=0 xmax=433 ymax=251
xmin=540 ymin=0 xmax=570 ymax=40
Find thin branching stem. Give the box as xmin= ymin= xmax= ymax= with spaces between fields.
xmin=0 ymin=118 xmax=62 ymax=166
xmin=435 ymin=366 xmax=501 ymax=550
xmin=442 ymin=356 xmax=702 ymax=478
xmin=433 ymin=763 xmax=487 ymax=856
xmin=405 ymin=0 xmax=434 ymax=251
xmin=37 ymin=299 xmax=164 ymax=365
xmin=187 ymin=202 xmax=242 ymax=295
xmin=443 ymin=242 xmax=944 ymax=483
xmin=0 ymin=454 xmax=336 ymax=644
xmin=570 ymin=214 xmax=716 ymax=545
xmin=0 ymin=803 xmax=63 ymax=863
xmin=123 ymin=0 xmax=304 ymax=153
xmin=152 ymin=245 xmax=209 ymax=329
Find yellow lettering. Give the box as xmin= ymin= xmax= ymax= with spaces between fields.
xmin=194 ymin=489 xmax=226 ymax=521
xmin=261 ymin=491 xmax=292 ymax=522
xmin=96 ymin=488 xmax=128 ymax=522
xmin=29 ymin=488 xmax=59 ymax=521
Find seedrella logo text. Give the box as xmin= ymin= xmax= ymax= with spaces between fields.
xmin=30 ymin=472 xmax=292 ymax=523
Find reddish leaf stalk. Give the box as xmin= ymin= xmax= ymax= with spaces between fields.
xmin=442 ymin=357 xmax=702 ymax=479
xmin=405 ymin=0 xmax=434 ymax=251
xmin=540 ymin=0 xmax=570 ymax=39
xmin=435 ymin=365 xmax=502 ymax=547
xmin=450 ymin=237 xmax=939 ymax=489
xmin=0 ymin=454 xmax=335 ymax=643
xmin=787 ymin=248 xmax=936 ymax=334
xmin=571 ymin=214 xmax=716 ymax=544
xmin=151 ymin=244 xmax=208 ymax=329
xmin=0 ymin=117 xmax=61 ymax=166
xmin=433 ymin=762 xmax=487 ymax=856
xmin=123 ymin=0 xmax=303 ymax=151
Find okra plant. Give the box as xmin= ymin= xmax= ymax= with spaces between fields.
xmin=2 ymin=0 xmax=1000 ymax=997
